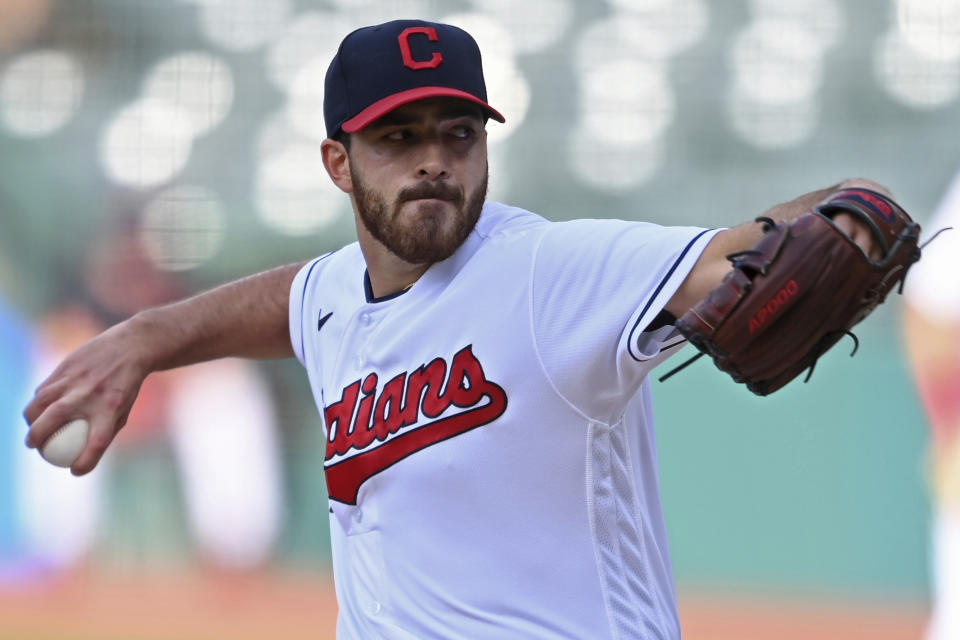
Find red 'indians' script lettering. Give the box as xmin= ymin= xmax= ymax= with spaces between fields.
xmin=322 ymin=345 xmax=507 ymax=504
xmin=749 ymin=279 xmax=800 ymax=334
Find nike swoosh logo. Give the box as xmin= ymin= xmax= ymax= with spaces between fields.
xmin=318 ymin=311 xmax=333 ymax=331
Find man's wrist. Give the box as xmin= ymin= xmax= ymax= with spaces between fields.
xmin=836 ymin=178 xmax=893 ymax=199
xmin=124 ymin=307 xmax=177 ymax=373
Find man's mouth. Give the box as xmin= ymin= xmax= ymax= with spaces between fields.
xmin=400 ymin=183 xmax=460 ymax=203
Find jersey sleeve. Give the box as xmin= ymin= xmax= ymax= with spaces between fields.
xmin=530 ymin=219 xmax=720 ymax=422
xmin=288 ymin=254 xmax=332 ymax=367
xmin=905 ymin=172 xmax=960 ymax=321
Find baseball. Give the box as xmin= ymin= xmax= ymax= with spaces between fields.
xmin=40 ymin=418 xmax=89 ymax=468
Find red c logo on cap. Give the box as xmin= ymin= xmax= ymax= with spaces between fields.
xmin=398 ymin=27 xmax=443 ymax=70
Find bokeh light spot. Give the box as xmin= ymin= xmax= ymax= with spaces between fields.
xmin=605 ymin=0 xmax=709 ymax=57
xmin=266 ymin=11 xmax=347 ymax=91
xmin=897 ymin=0 xmax=960 ymax=62
xmin=580 ymin=58 xmax=675 ymax=147
xmin=750 ymin=0 xmax=844 ymax=51
xmin=139 ymin=185 xmax=226 ymax=271
xmin=875 ymin=30 xmax=960 ymax=108
xmin=731 ymin=21 xmax=825 ymax=105
xmin=198 ymin=0 xmax=291 ymax=52
xmin=469 ymin=0 xmax=572 ymax=54
xmin=256 ymin=142 xmax=346 ymax=235
xmin=0 ymin=49 xmax=84 ymax=137
xmin=285 ymin=56 xmax=329 ymax=142
xmin=143 ymin=51 xmax=234 ymax=137
xmin=100 ymin=98 xmax=194 ymax=187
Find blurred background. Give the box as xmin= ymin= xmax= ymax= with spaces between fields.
xmin=1 ymin=0 xmax=958 ymax=638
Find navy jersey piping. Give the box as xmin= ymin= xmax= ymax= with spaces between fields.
xmin=364 ymin=269 xmax=411 ymax=303
xmin=627 ymin=229 xmax=714 ymax=362
xmin=299 ymin=253 xmax=334 ymax=362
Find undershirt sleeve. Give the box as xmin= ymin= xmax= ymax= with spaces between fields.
xmin=530 ymin=219 xmax=720 ymax=422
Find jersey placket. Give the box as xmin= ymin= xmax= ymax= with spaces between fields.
xmin=341 ymin=306 xmax=395 ymax=629
xmin=323 ymin=302 xmax=390 ymax=530
xmin=353 ymin=309 xmax=377 ymax=370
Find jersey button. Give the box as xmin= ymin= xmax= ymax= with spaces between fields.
xmin=360 ymin=313 xmax=373 ymax=326
xmin=367 ymin=600 xmax=382 ymax=616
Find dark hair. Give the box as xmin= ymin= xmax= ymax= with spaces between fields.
xmin=332 ymin=129 xmax=352 ymax=151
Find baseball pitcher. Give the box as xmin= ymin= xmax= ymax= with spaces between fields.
xmin=22 ymin=20 xmax=920 ymax=640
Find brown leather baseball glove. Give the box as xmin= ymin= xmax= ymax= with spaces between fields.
xmin=668 ymin=188 xmax=922 ymax=396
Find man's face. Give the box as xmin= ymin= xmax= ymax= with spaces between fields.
xmin=346 ymin=98 xmax=489 ymax=264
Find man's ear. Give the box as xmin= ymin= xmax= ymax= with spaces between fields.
xmin=322 ymin=138 xmax=353 ymax=194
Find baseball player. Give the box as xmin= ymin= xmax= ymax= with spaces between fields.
xmin=23 ymin=19 xmax=903 ymax=639
xmin=902 ymin=172 xmax=960 ymax=640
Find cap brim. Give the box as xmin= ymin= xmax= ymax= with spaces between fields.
xmin=341 ymin=87 xmax=505 ymax=134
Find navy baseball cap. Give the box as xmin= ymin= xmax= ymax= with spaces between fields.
xmin=323 ymin=19 xmax=506 ymax=139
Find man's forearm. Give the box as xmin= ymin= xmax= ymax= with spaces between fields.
xmin=665 ymin=179 xmax=889 ymax=317
xmin=23 ymin=260 xmax=306 ymax=475
xmin=716 ymin=179 xmax=893 ymax=259
xmin=706 ymin=183 xmax=844 ymax=263
xmin=132 ymin=261 xmax=305 ymax=370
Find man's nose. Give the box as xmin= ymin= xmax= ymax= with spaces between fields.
xmin=417 ymin=139 xmax=449 ymax=180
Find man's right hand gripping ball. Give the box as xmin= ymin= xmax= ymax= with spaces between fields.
xmin=675 ymin=188 xmax=922 ymax=396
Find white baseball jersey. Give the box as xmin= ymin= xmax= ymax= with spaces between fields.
xmin=905 ymin=171 xmax=960 ymax=320
xmin=289 ymin=201 xmax=719 ymax=639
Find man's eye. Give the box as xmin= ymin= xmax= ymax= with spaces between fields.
xmin=385 ymin=130 xmax=409 ymax=141
xmin=450 ymin=126 xmax=473 ymax=139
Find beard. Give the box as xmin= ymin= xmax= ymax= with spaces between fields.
xmin=351 ymin=162 xmax=488 ymax=265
